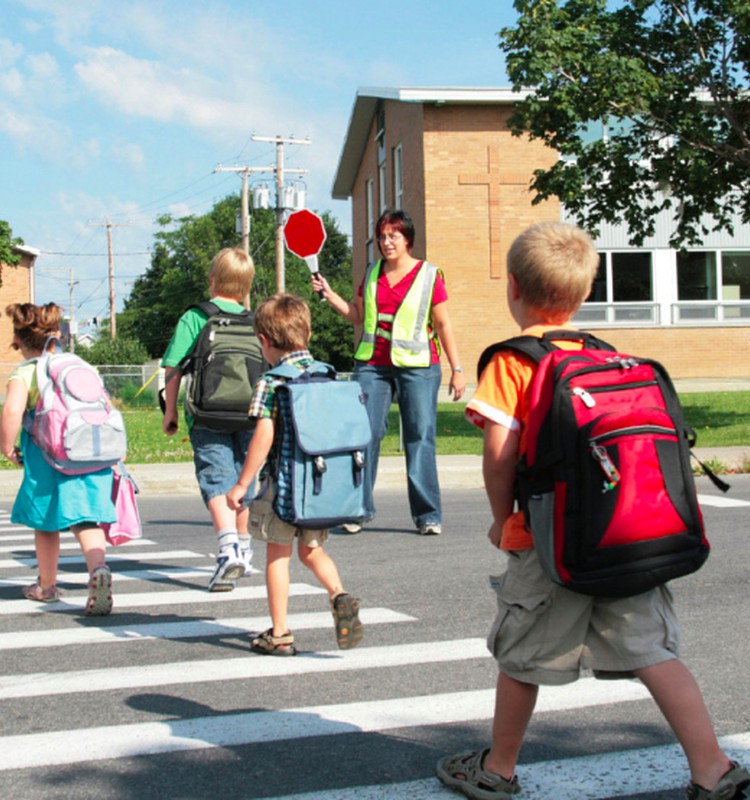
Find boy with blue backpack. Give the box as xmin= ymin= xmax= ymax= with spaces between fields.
xmin=226 ymin=293 xmax=364 ymax=656
xmin=437 ymin=222 xmax=749 ymax=800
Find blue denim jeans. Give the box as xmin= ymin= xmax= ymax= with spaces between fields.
xmin=189 ymin=425 xmax=255 ymax=506
xmin=354 ymin=362 xmax=442 ymax=528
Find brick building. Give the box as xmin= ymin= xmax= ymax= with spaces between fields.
xmin=0 ymin=244 xmax=38 ymax=395
xmin=332 ymin=87 xmax=750 ymax=382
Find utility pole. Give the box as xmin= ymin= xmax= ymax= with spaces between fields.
xmin=90 ymin=218 xmax=130 ymax=339
xmin=251 ymin=135 xmax=310 ymax=293
xmin=216 ymin=135 xmax=310 ymax=294
xmin=38 ymin=267 xmax=79 ymax=351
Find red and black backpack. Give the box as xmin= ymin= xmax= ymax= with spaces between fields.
xmin=477 ymin=330 xmax=728 ymax=597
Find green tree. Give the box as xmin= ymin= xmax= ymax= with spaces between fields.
xmin=500 ymin=0 xmax=750 ymax=245
xmin=0 ymin=220 xmax=24 ymax=287
xmin=121 ymin=196 xmax=356 ymax=370
xmin=76 ymin=332 xmax=148 ymax=365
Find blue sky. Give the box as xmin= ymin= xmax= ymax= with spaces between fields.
xmin=1 ymin=0 xmax=518 ymax=325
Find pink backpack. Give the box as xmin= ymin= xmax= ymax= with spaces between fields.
xmin=26 ymin=337 xmax=127 ymax=475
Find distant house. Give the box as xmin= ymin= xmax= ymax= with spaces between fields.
xmin=0 ymin=245 xmax=39 ymax=390
xmin=333 ymin=87 xmax=750 ymax=380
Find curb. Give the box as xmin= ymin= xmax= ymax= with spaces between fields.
xmin=1 ymin=448 xmax=748 ymax=500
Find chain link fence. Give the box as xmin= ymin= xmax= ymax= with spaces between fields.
xmin=0 ymin=362 xmax=164 ymax=406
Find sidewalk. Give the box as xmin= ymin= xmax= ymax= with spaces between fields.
xmin=1 ymin=447 xmax=747 ymax=499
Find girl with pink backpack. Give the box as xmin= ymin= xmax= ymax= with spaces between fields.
xmin=0 ymin=302 xmax=115 ymax=615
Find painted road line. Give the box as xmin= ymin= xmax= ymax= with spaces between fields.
xmin=0 ymin=638 xmax=490 ymax=699
xmin=0 ymin=549 xmax=205 ymax=569
xmin=269 ymin=734 xmax=750 ymax=800
xmin=698 ymin=493 xmax=750 ymax=508
xmin=2 ymin=582 xmax=326 ymax=615
xmin=0 ymin=538 xmax=157 ymax=553
xmin=0 ymin=679 xmax=651 ymax=770
xmin=0 ymin=566 xmax=219 ymax=587
xmin=0 ymin=607 xmax=415 ymax=651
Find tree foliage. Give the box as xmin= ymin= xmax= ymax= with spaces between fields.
xmin=0 ymin=220 xmax=24 ymax=287
xmin=121 ymin=196 xmax=356 ymax=370
xmin=76 ymin=332 xmax=148 ymax=365
xmin=500 ymin=0 xmax=750 ymax=245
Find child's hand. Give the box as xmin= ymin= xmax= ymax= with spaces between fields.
xmin=488 ymin=520 xmax=503 ymax=549
xmin=226 ymin=483 xmax=245 ymax=511
xmin=162 ymin=410 xmax=179 ymax=435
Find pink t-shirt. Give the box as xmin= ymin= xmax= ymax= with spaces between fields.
xmin=357 ymin=261 xmax=448 ymax=366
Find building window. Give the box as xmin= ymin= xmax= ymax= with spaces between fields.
xmin=578 ymin=251 xmax=657 ymax=324
xmin=366 ymin=178 xmax=375 ymax=264
xmin=393 ymin=144 xmax=403 ymax=210
xmin=378 ymin=163 xmax=387 ymax=213
xmin=673 ymin=250 xmax=750 ymax=322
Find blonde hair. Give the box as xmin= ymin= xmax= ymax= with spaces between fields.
xmin=209 ymin=248 xmax=255 ymax=301
xmin=5 ymin=302 xmax=61 ymax=353
xmin=507 ymin=222 xmax=599 ymax=323
xmin=254 ymin=293 xmax=311 ymax=351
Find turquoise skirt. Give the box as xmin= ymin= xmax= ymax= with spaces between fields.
xmin=11 ymin=428 xmax=117 ymax=532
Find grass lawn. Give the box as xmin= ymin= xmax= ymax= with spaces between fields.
xmin=3 ymin=392 xmax=748 ymax=467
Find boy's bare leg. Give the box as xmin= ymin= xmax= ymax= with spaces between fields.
xmin=34 ymin=530 xmax=60 ymax=588
xmin=265 ymin=542 xmax=293 ymax=636
xmin=207 ymin=495 xmax=249 ymax=535
xmin=635 ymin=660 xmax=732 ymax=790
xmin=297 ymin=541 xmax=344 ymax=599
xmin=484 ymin=672 xmax=539 ymax=779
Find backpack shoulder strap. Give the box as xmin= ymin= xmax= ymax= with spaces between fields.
xmin=266 ymin=360 xmax=336 ymax=382
xmin=476 ymin=330 xmax=617 ymax=380
xmin=188 ymin=300 xmax=253 ymax=321
xmin=477 ymin=335 xmax=551 ymax=381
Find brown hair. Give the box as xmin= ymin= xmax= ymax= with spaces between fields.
xmin=254 ymin=293 xmax=311 ymax=352
xmin=5 ymin=302 xmax=62 ymax=353
xmin=507 ymin=222 xmax=599 ymax=323
xmin=209 ymin=248 xmax=255 ymax=301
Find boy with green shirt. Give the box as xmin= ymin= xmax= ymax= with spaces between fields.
xmin=161 ymin=247 xmax=264 ymax=591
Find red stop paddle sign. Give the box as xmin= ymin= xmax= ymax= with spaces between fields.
xmin=284 ymin=209 xmax=326 ymax=275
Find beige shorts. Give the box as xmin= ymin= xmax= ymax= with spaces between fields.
xmin=487 ymin=548 xmax=680 ymax=686
xmin=248 ymin=479 xmax=329 ymax=548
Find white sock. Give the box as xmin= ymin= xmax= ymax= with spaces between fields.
xmin=217 ymin=529 xmax=239 ymax=553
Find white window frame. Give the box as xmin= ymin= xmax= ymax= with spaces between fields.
xmin=393 ymin=144 xmax=403 ymax=210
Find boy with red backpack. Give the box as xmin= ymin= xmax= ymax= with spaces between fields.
xmin=436 ymin=222 xmax=748 ymax=800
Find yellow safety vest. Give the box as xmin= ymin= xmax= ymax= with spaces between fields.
xmin=355 ymin=260 xmax=440 ymax=367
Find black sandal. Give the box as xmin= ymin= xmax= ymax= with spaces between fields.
xmin=250 ymin=628 xmax=297 ymax=656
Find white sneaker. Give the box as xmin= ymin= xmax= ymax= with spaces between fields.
xmin=240 ymin=546 xmax=253 ymax=577
xmin=418 ymin=523 xmax=442 ymax=535
xmin=208 ymin=544 xmax=244 ymax=591
xmin=208 ymin=578 xmax=236 ymax=593
xmin=339 ymin=522 xmax=363 ymax=534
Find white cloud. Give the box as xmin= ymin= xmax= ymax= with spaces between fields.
xmin=74 ymin=46 xmax=272 ymax=135
xmin=111 ymin=141 xmax=145 ymax=171
xmin=0 ymin=38 xmax=25 ymax=68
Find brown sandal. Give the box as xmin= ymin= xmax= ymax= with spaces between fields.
xmin=23 ymin=581 xmax=62 ymax=603
xmin=250 ymin=628 xmax=297 ymax=656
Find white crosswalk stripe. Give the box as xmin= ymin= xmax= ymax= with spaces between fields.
xmin=1 ymin=498 xmax=748 ymax=800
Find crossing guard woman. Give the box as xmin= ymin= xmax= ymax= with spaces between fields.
xmin=311 ymin=209 xmax=466 ymax=535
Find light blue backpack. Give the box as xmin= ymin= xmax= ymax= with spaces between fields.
xmin=265 ymin=361 xmax=371 ymax=529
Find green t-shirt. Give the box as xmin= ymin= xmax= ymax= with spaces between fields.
xmin=161 ymin=298 xmax=248 ymax=427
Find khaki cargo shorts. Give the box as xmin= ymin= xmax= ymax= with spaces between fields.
xmin=248 ymin=479 xmax=329 ymax=548
xmin=487 ymin=548 xmax=680 ymax=685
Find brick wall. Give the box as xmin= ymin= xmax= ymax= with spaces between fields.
xmin=0 ymin=256 xmax=33 ymax=396
xmin=346 ymin=99 xmax=750 ymax=382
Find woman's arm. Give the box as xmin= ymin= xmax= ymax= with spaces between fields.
xmin=430 ymin=301 xmax=466 ymax=399
xmin=310 ymin=274 xmax=365 ymax=325
xmin=0 ymin=379 xmax=29 ymax=465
